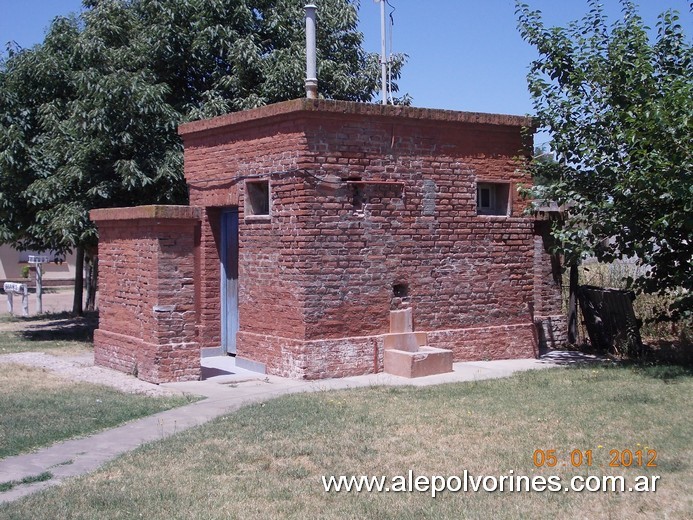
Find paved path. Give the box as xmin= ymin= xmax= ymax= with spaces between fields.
xmin=0 ymin=352 xmax=600 ymax=503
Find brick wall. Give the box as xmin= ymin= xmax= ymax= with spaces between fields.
xmin=533 ymin=220 xmax=568 ymax=350
xmin=179 ymin=99 xmax=566 ymax=379
xmin=90 ymin=206 xmax=201 ymax=383
xmin=185 ymin=117 xmax=310 ymax=350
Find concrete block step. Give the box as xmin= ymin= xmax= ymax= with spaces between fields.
xmin=382 ymin=332 xmax=428 ymax=352
xmin=383 ymin=346 xmax=453 ymax=378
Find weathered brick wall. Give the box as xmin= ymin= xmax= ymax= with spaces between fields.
xmin=428 ymin=324 xmax=538 ymax=361
xmin=196 ymin=207 xmax=223 ymax=350
xmin=235 ymin=331 xmax=383 ymax=380
xmin=533 ymin=221 xmax=567 ymax=350
xmin=179 ymin=99 xmax=566 ymax=378
xmin=91 ymin=206 xmax=201 ymax=383
xmin=184 ymin=118 xmax=310 ymax=350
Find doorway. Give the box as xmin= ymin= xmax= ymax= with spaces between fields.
xmin=220 ymin=209 xmax=239 ymax=355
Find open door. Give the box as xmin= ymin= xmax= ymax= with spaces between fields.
xmin=220 ymin=209 xmax=239 ymax=355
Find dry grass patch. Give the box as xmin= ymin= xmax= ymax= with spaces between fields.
xmin=0 ymin=364 xmax=196 ymax=459
xmin=1 ymin=364 xmax=691 ymax=519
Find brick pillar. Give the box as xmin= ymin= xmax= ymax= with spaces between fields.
xmin=90 ymin=205 xmax=202 ymax=383
xmin=533 ymin=220 xmax=567 ymax=351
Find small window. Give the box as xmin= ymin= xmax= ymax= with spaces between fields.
xmin=351 ymin=185 xmax=366 ymax=211
xmin=477 ymin=182 xmax=510 ymax=216
xmin=245 ymin=180 xmax=270 ymax=217
xmin=392 ymin=283 xmax=409 ymax=298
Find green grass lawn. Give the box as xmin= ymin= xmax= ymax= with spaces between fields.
xmin=1 ymin=364 xmax=690 ymax=519
xmin=0 ymin=364 xmax=197 ymax=459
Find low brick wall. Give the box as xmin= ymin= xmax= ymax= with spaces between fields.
xmin=237 ymin=331 xmax=384 ymax=380
xmin=237 ymin=322 xmax=539 ymax=380
xmin=90 ymin=205 xmax=201 ymax=384
xmin=535 ymin=315 xmax=569 ymax=353
xmin=427 ymin=324 xmax=538 ymax=361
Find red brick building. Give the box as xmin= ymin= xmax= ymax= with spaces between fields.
xmin=91 ymin=99 xmax=565 ymax=383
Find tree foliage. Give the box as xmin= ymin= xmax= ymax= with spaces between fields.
xmin=516 ymin=0 xmax=692 ymax=320
xmin=0 ymin=0 xmax=404 ymax=256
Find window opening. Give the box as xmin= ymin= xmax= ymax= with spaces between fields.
xmin=476 ymin=182 xmax=510 ymax=216
xmin=245 ymin=180 xmax=270 ymax=216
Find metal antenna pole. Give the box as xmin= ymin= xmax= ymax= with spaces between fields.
xmin=380 ymin=0 xmax=387 ymax=105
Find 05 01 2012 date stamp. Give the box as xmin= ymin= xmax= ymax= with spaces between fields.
xmin=532 ymin=448 xmax=658 ymax=468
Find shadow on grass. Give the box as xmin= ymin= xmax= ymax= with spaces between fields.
xmin=17 ymin=312 xmax=98 ymax=344
xmin=540 ymin=348 xmax=692 ymax=383
xmin=560 ymin=357 xmax=692 ymax=382
xmin=4 ymin=310 xmax=76 ymax=323
xmin=616 ymin=361 xmax=693 ymax=382
xmin=641 ymin=339 xmax=693 ymax=366
xmin=539 ymin=350 xmax=611 ymax=366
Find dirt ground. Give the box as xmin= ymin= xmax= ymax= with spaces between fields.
xmin=0 ymin=293 xmax=177 ymax=396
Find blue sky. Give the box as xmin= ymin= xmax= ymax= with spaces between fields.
xmin=1 ymin=0 xmax=691 ymax=146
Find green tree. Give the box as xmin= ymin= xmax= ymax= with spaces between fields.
xmin=516 ymin=0 xmax=693 ymax=321
xmin=0 ymin=0 xmax=405 ymax=313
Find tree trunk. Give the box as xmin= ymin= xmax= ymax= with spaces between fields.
xmin=72 ymin=246 xmax=84 ymax=315
xmin=567 ymin=262 xmax=579 ymax=344
xmin=85 ymin=252 xmax=98 ymax=312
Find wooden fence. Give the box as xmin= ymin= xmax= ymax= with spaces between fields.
xmin=577 ymin=285 xmax=643 ymax=357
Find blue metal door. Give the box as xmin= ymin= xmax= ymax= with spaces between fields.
xmin=221 ymin=209 xmax=239 ymax=355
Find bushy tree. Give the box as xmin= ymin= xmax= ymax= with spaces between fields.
xmin=517 ymin=0 xmax=692 ymax=321
xmin=0 ymin=0 xmax=404 ymax=312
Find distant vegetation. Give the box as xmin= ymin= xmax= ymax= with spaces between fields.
xmin=518 ymin=0 xmax=692 ymax=325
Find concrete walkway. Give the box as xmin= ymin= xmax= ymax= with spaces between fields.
xmin=0 ymin=352 xmax=594 ymax=503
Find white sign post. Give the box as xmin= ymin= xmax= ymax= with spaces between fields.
xmin=3 ymin=282 xmax=29 ymax=316
xmin=28 ymin=255 xmax=50 ymax=315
